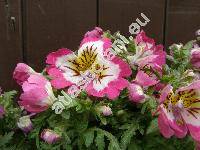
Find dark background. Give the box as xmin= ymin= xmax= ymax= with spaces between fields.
xmin=0 ymin=0 xmax=200 ymax=90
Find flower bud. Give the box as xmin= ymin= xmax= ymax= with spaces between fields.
xmin=128 ymin=83 xmax=145 ymax=103
xmin=84 ymin=27 xmax=103 ymax=38
xmin=41 ymin=129 xmax=60 ymax=144
xmin=17 ymin=116 xmax=33 ymax=133
xmin=190 ymin=47 xmax=200 ymax=69
xmin=196 ymin=29 xmax=200 ymax=36
xmin=100 ymin=106 xmax=112 ymax=116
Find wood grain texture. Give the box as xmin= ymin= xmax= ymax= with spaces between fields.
xmin=25 ymin=0 xmax=97 ymax=71
xmin=166 ymin=0 xmax=200 ymax=47
xmin=0 ymin=0 xmax=22 ymax=90
xmin=99 ymin=0 xmax=166 ymax=44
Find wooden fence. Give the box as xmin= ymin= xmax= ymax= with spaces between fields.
xmin=0 ymin=0 xmax=200 ymax=90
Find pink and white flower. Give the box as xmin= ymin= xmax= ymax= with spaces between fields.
xmin=158 ymin=81 xmax=200 ymax=142
xmin=13 ymin=63 xmax=36 ymax=85
xmin=41 ymin=129 xmax=60 ymax=144
xmin=128 ymin=31 xmax=166 ymax=71
xmin=128 ymin=31 xmax=166 ymax=92
xmin=19 ymin=74 xmax=56 ymax=113
xmin=46 ymin=30 xmax=131 ymax=100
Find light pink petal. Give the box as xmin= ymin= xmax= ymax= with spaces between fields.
xmin=154 ymin=83 xmax=166 ymax=92
xmin=159 ymin=108 xmax=187 ymax=138
xmin=109 ymin=78 xmax=128 ymax=90
xmin=153 ymin=45 xmax=166 ymax=67
xmin=161 ymin=106 xmax=188 ymax=138
xmin=86 ymin=82 xmax=104 ymax=98
xmin=177 ymin=80 xmax=200 ymax=93
xmin=158 ymin=112 xmax=175 ymax=138
xmin=47 ymin=67 xmax=72 ymax=89
xmin=137 ymin=55 xmax=159 ymax=68
xmin=102 ymin=38 xmax=112 ymax=53
xmin=106 ymin=87 xmax=120 ymax=100
xmin=135 ymin=71 xmax=159 ymax=87
xmin=112 ymin=57 xmax=132 ymax=77
xmin=86 ymin=79 xmax=125 ymax=100
xmin=46 ymin=48 xmax=73 ymax=65
xmin=27 ymin=74 xmax=47 ymax=87
xmin=80 ymin=37 xmax=99 ymax=47
xmin=159 ymin=84 xmax=173 ymax=103
xmin=13 ymin=63 xmax=34 ymax=85
xmin=187 ymin=125 xmax=200 ymax=142
xmin=22 ymin=81 xmax=40 ymax=92
xmin=84 ymin=27 xmax=103 ymax=39
xmin=181 ymin=104 xmax=200 ymax=142
xmin=135 ymin=30 xmax=155 ymax=46
xmin=19 ymin=101 xmax=48 ymax=113
xmin=20 ymin=88 xmax=48 ymax=105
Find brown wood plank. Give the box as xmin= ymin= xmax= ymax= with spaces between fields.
xmin=166 ymin=0 xmax=200 ymax=47
xmin=0 ymin=0 xmax=22 ymax=90
xmin=25 ymin=0 xmax=97 ymax=71
xmin=99 ymin=0 xmax=166 ymax=44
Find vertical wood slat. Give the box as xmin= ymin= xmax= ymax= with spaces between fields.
xmin=166 ymin=0 xmax=200 ymax=47
xmin=0 ymin=0 xmax=22 ymax=90
xmin=99 ymin=0 xmax=166 ymax=44
xmin=24 ymin=0 xmax=97 ymax=71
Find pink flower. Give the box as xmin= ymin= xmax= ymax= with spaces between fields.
xmin=19 ymin=74 xmax=56 ymax=113
xmin=17 ymin=115 xmax=33 ymax=133
xmin=41 ymin=129 xmax=60 ymax=144
xmin=46 ymin=33 xmax=131 ymax=100
xmin=128 ymin=83 xmax=145 ymax=103
xmin=13 ymin=63 xmax=36 ymax=85
xmin=135 ymin=70 xmax=159 ymax=87
xmin=129 ymin=31 xmax=166 ymax=71
xmin=158 ymin=81 xmax=200 ymax=142
xmin=128 ymin=31 xmax=165 ymax=91
xmin=190 ymin=47 xmax=200 ymax=69
xmin=0 ymin=105 xmax=5 ymax=118
xmin=100 ymin=106 xmax=112 ymax=116
xmin=84 ymin=27 xmax=103 ymax=39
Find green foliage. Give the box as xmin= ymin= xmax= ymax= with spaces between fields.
xmin=0 ymin=91 xmax=21 ymax=130
xmin=0 ymin=132 xmax=14 ymax=147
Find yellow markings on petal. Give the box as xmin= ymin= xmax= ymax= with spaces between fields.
xmin=67 ymin=45 xmax=98 ymax=75
xmin=163 ymin=91 xmax=177 ymax=109
xmin=76 ymin=45 xmax=98 ymax=72
xmin=176 ymin=119 xmax=184 ymax=125
xmin=177 ymin=89 xmax=197 ymax=108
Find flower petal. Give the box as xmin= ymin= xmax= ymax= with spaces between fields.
xmin=135 ymin=70 xmax=159 ymax=87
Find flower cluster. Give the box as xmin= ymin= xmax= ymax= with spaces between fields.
xmin=0 ymin=27 xmax=200 ymax=149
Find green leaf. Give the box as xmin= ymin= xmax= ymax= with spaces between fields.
xmin=61 ymin=110 xmax=70 ymax=120
xmin=146 ymin=118 xmax=158 ymax=134
xmin=0 ymin=131 xmax=14 ymax=147
xmin=95 ymin=132 xmax=105 ymax=150
xmin=92 ymin=128 xmax=121 ymax=150
xmin=83 ymin=130 xmax=94 ymax=147
xmin=120 ymin=124 xmax=138 ymax=150
xmin=183 ymin=40 xmax=195 ymax=50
